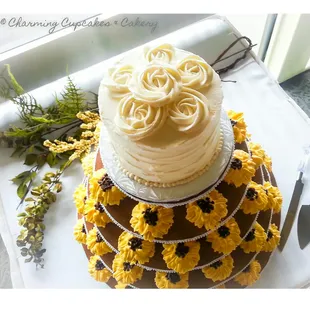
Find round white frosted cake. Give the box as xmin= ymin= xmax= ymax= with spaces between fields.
xmin=98 ymin=44 xmax=223 ymax=186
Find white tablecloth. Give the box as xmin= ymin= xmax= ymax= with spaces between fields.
xmin=1 ymin=15 xmax=310 ymax=289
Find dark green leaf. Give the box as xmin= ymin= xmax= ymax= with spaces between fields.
xmin=46 ymin=152 xmax=57 ymax=167
xmin=23 ymin=171 xmax=37 ymax=184
xmin=34 ymin=145 xmax=46 ymax=152
xmin=27 ymin=145 xmax=35 ymax=153
xmin=10 ymin=171 xmax=30 ymax=184
xmin=24 ymin=154 xmax=38 ymax=166
xmin=37 ymin=155 xmax=46 ymax=167
xmin=10 ymin=146 xmax=24 ymax=157
xmin=17 ymin=183 xmax=27 ymax=199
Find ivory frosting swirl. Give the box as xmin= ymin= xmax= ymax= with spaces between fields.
xmin=177 ymin=55 xmax=213 ymax=90
xmin=167 ymin=87 xmax=210 ymax=134
xmin=115 ymin=95 xmax=167 ymax=141
xmin=144 ymin=44 xmax=175 ymax=64
xmin=128 ymin=64 xmax=182 ymax=108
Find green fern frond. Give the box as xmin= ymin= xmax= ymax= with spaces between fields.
xmin=5 ymin=64 xmax=24 ymax=96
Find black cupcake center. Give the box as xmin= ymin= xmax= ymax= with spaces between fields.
xmin=245 ymin=229 xmax=256 ymax=242
xmin=210 ymin=260 xmax=223 ymax=269
xmin=267 ymin=231 xmax=273 ymax=241
xmin=83 ymin=196 xmax=87 ymax=204
xmin=231 ymin=158 xmax=243 ymax=170
xmin=94 ymin=202 xmax=105 ymax=213
xmin=218 ymin=226 xmax=230 ymax=238
xmin=246 ymin=188 xmax=258 ymax=201
xmin=95 ymin=259 xmax=105 ymax=270
xmin=166 ymin=273 xmax=181 ymax=284
xmin=230 ymin=119 xmax=238 ymax=127
xmin=128 ymin=237 xmax=143 ymax=251
xmin=96 ymin=232 xmax=103 ymax=243
xmin=123 ymin=262 xmax=134 ymax=272
xmin=143 ymin=208 xmax=158 ymax=226
xmin=175 ymin=243 xmax=190 ymax=258
xmin=197 ymin=197 xmax=215 ymax=213
xmin=81 ymin=225 xmax=86 ymax=234
xmin=98 ymin=173 xmax=114 ymax=192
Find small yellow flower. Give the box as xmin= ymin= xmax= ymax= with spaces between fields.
xmin=224 ymin=150 xmax=256 ymax=188
xmin=155 ymin=272 xmax=189 ymax=289
xmin=248 ymin=142 xmax=265 ymax=169
xmin=73 ymin=219 xmax=87 ymax=244
xmin=88 ymin=255 xmax=112 ymax=282
xmin=162 ymin=241 xmax=200 ymax=274
xmin=264 ymin=154 xmax=272 ymax=172
xmin=240 ymin=222 xmax=267 ymax=253
xmin=73 ymin=184 xmax=87 ymax=214
xmin=112 ymin=252 xmax=143 ymax=285
xmin=85 ymin=198 xmax=111 ymax=227
xmin=241 ymin=181 xmax=268 ymax=214
xmin=86 ymin=227 xmax=113 ymax=256
xmin=202 ymin=255 xmax=234 ymax=282
xmin=81 ymin=152 xmax=95 ymax=177
xmin=207 ymin=218 xmax=241 ymax=254
xmin=130 ymin=203 xmax=174 ymax=241
xmin=234 ymin=260 xmax=261 ymax=286
xmin=118 ymin=231 xmax=155 ymax=264
xmin=227 ymin=110 xmax=247 ymax=143
xmin=186 ymin=190 xmax=228 ymax=230
xmin=263 ymin=182 xmax=283 ymax=213
xmin=262 ymin=223 xmax=281 ymax=252
xmin=89 ymin=168 xmax=126 ymax=206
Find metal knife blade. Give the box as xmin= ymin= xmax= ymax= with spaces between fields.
xmin=297 ymin=205 xmax=310 ymax=249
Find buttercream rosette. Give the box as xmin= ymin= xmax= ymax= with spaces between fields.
xmin=115 ymin=94 xmax=167 ymax=141
xmin=86 ymin=227 xmax=113 ymax=256
xmin=262 ymin=223 xmax=281 ymax=252
xmin=118 ymin=231 xmax=155 ymax=264
xmin=263 ymin=154 xmax=272 ymax=172
xmin=263 ymin=182 xmax=283 ymax=213
xmin=241 ymin=181 xmax=268 ymax=215
xmin=224 ymin=150 xmax=256 ymax=188
xmin=112 ymin=252 xmax=143 ymax=285
xmin=248 ymin=142 xmax=265 ymax=169
xmin=89 ymin=168 xmax=126 ymax=206
xmin=84 ymin=198 xmax=111 ymax=228
xmin=234 ymin=260 xmax=261 ymax=286
xmin=128 ymin=63 xmax=182 ymax=108
xmin=73 ymin=219 xmax=87 ymax=244
xmin=207 ymin=218 xmax=242 ymax=254
xmin=186 ymin=189 xmax=228 ymax=230
xmin=73 ymin=184 xmax=87 ymax=214
xmin=240 ymin=222 xmax=267 ymax=253
xmin=88 ymin=255 xmax=112 ymax=283
xmin=162 ymin=241 xmax=200 ymax=274
xmin=155 ymin=272 xmax=189 ymax=289
xmin=144 ymin=43 xmax=175 ymax=64
xmin=177 ymin=55 xmax=213 ymax=90
xmin=167 ymin=87 xmax=210 ymax=134
xmin=130 ymin=203 xmax=174 ymax=241
xmin=227 ymin=110 xmax=247 ymax=144
xmin=202 ymin=255 xmax=234 ymax=282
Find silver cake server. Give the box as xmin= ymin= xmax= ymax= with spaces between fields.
xmin=278 ymin=146 xmax=310 ymax=251
xmin=297 ymin=204 xmax=310 ymax=249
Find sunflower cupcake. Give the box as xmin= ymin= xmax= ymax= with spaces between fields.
xmin=207 ymin=218 xmax=242 ymax=254
xmin=118 ymin=231 xmax=155 ymax=264
xmin=224 ymin=150 xmax=256 ymax=188
xmin=73 ymin=184 xmax=87 ymax=214
xmin=130 ymin=203 xmax=174 ymax=241
xmin=88 ymin=255 xmax=112 ymax=282
xmin=73 ymin=219 xmax=87 ymax=244
xmin=162 ymin=241 xmax=200 ymax=274
xmin=86 ymin=227 xmax=113 ymax=256
xmin=186 ymin=190 xmax=228 ymax=230
xmin=84 ymin=198 xmax=111 ymax=227
xmin=234 ymin=260 xmax=261 ymax=286
xmin=227 ymin=110 xmax=247 ymax=143
xmin=262 ymin=223 xmax=281 ymax=252
xmin=202 ymin=255 xmax=234 ymax=282
xmin=89 ymin=168 xmax=126 ymax=206
xmin=112 ymin=252 xmax=143 ymax=285
xmin=81 ymin=151 xmax=95 ymax=177
xmin=155 ymin=272 xmax=189 ymax=289
xmin=248 ymin=142 xmax=265 ymax=169
xmin=263 ymin=182 xmax=283 ymax=213
xmin=240 ymin=222 xmax=267 ymax=253
xmin=241 ymin=181 xmax=268 ymax=214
